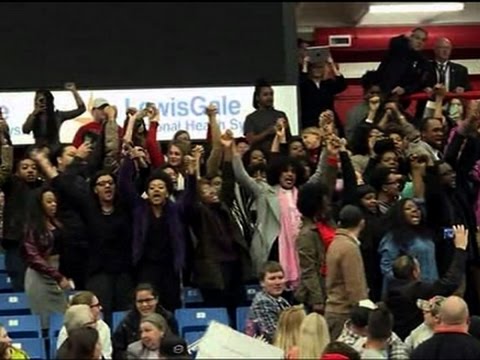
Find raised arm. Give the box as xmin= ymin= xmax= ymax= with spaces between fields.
xmin=410 ymin=155 xmax=428 ymax=200
xmin=270 ymin=119 xmax=287 ymax=157
xmin=22 ymin=94 xmax=43 ymax=134
xmin=0 ymin=122 xmax=13 ymax=186
xmin=57 ymin=82 xmax=87 ymax=121
xmin=219 ymin=131 xmax=236 ymax=207
xmin=35 ymin=148 xmax=94 ymax=219
xmin=339 ymin=140 xmax=359 ymax=206
xmin=205 ymin=104 xmax=224 ymax=178
xmin=118 ymin=152 xmax=141 ymax=208
xmin=177 ymin=148 xmax=202 ymax=219
xmin=103 ymin=105 xmax=121 ymax=173
xmin=231 ymin=143 xmax=263 ymax=197
xmin=144 ymin=106 xmax=165 ymax=168
xmin=306 ymin=134 xmax=339 ymax=198
xmin=422 ymin=85 xmax=446 ymax=120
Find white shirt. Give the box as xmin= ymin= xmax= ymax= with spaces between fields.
xmin=57 ymin=319 xmax=112 ymax=359
xmin=405 ymin=322 xmax=434 ymax=351
xmin=436 ymin=61 xmax=451 ymax=91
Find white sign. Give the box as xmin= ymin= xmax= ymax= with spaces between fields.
xmin=0 ymin=85 xmax=298 ymax=145
xmin=195 ymin=321 xmax=284 ymax=359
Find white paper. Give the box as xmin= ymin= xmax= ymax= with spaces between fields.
xmin=195 ymin=321 xmax=284 ymax=359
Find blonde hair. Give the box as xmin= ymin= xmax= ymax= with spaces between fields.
xmin=273 ymin=305 xmax=306 ymax=353
xmin=70 ymin=291 xmax=96 ymax=306
xmin=297 ymin=313 xmax=330 ymax=359
xmin=301 ymin=127 xmax=322 ymax=137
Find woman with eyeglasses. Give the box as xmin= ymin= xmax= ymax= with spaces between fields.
xmin=57 ymin=291 xmax=112 ymax=359
xmin=112 ymin=283 xmax=178 ymax=359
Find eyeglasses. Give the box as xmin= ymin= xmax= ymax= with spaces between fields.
xmin=90 ymin=302 xmax=102 ymax=309
xmin=136 ymin=297 xmax=156 ymax=305
xmin=96 ymin=180 xmax=115 ymax=187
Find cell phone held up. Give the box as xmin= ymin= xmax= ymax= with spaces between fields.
xmin=443 ymin=227 xmax=455 ymax=240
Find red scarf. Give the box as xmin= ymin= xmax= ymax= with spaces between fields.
xmin=316 ymin=221 xmax=336 ymax=275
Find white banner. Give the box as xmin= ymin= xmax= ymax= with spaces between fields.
xmin=195 ymin=321 xmax=284 ymax=359
xmin=0 ymin=85 xmax=298 ymax=145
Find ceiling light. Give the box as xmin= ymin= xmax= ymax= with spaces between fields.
xmin=369 ymin=3 xmax=464 ymax=13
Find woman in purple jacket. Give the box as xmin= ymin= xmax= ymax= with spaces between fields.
xmin=118 ymin=146 xmax=198 ymax=312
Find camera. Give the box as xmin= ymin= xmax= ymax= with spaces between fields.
xmin=443 ymin=228 xmax=455 ymax=240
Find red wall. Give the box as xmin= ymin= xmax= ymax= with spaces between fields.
xmin=318 ymin=25 xmax=480 ymax=124
xmin=314 ymin=25 xmax=480 ymax=62
xmin=335 ymin=76 xmax=480 ymax=125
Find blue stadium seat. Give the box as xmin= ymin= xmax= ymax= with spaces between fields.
xmin=0 ymin=253 xmax=5 ymax=271
xmin=48 ymin=312 xmax=64 ymax=339
xmin=11 ymin=338 xmax=46 ymax=360
xmin=175 ymin=307 xmax=229 ymax=338
xmin=0 ymin=292 xmax=31 ymax=316
xmin=50 ymin=336 xmax=59 ymax=359
xmin=0 ymin=273 xmax=12 ymax=293
xmin=112 ymin=311 xmax=127 ymax=332
xmin=245 ymin=284 xmax=261 ymax=302
xmin=185 ymin=331 xmax=205 ymax=345
xmin=0 ymin=314 xmax=41 ymax=338
xmin=183 ymin=287 xmax=204 ymax=306
xmin=235 ymin=306 xmax=250 ymax=333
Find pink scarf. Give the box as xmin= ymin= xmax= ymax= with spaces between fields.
xmin=277 ymin=187 xmax=302 ymax=289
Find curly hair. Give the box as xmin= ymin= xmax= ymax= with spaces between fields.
xmin=385 ymin=198 xmax=430 ymax=247
xmin=266 ymin=156 xmax=306 ymax=187
xmin=145 ymin=169 xmax=175 ymax=195
xmin=297 ymin=181 xmax=330 ymax=219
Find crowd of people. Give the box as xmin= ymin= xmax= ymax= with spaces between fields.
xmin=0 ymin=26 xmax=479 ymax=359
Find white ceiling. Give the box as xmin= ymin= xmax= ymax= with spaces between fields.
xmin=296 ymin=2 xmax=480 ymax=33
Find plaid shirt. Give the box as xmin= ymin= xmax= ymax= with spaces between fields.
xmin=337 ymin=320 xmax=410 ymax=359
xmin=245 ymin=290 xmax=290 ymax=343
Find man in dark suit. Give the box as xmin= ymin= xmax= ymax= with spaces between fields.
xmin=376 ymin=27 xmax=429 ymax=98
xmin=415 ymin=37 xmax=472 ymax=120
xmin=424 ymin=37 xmax=471 ymax=94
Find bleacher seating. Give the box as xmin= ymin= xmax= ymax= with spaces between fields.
xmin=0 ymin=314 xmax=41 ymax=338
xmin=235 ymin=306 xmax=250 ymax=334
xmin=183 ymin=287 xmax=204 ymax=306
xmin=48 ymin=312 xmax=64 ymax=359
xmin=48 ymin=312 xmax=64 ymax=339
xmin=50 ymin=336 xmax=59 ymax=359
xmin=175 ymin=307 xmax=229 ymax=341
xmin=11 ymin=338 xmax=46 ymax=360
xmin=112 ymin=310 xmax=127 ymax=332
xmin=244 ymin=284 xmax=261 ymax=302
xmin=0 ymin=273 xmax=12 ymax=293
xmin=185 ymin=331 xmax=205 ymax=345
xmin=0 ymin=292 xmax=31 ymax=316
xmin=0 ymin=253 xmax=5 ymax=271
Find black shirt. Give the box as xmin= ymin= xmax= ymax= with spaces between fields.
xmin=144 ymin=211 xmax=172 ymax=262
xmin=411 ymin=332 xmax=480 ymax=360
xmin=209 ymin=204 xmax=238 ymax=262
xmin=243 ymin=108 xmax=288 ymax=153
xmin=89 ymin=206 xmax=132 ymax=274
